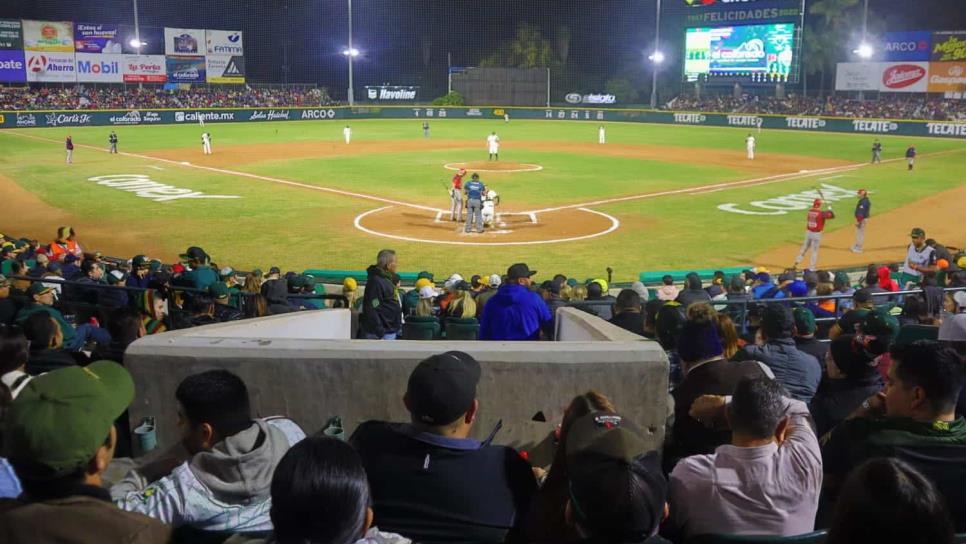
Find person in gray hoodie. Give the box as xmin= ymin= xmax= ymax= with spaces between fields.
xmin=111 ymin=369 xmax=305 ymax=533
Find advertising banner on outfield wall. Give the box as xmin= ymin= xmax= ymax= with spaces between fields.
xmin=74 ymin=23 xmax=122 ymax=54
xmin=0 ymin=19 xmax=23 ymax=50
xmin=166 ymin=55 xmax=205 ymax=83
xmin=835 ymin=62 xmax=878 ymax=91
xmin=931 ymin=31 xmax=966 ymax=62
xmin=164 ymin=28 xmax=204 ymax=56
xmin=0 ymin=50 xmax=26 ymax=82
xmin=122 ymin=54 xmax=166 ymax=83
xmin=836 ymin=62 xmax=929 ymax=92
xmin=205 ymin=55 xmax=245 ymax=84
xmin=22 ymin=20 xmax=74 ymax=52
xmin=25 ymin=51 xmax=76 ymax=82
xmin=928 ymin=62 xmax=966 ymax=92
xmin=881 ymin=31 xmax=932 ymax=62
xmin=75 ymin=52 xmax=122 ymax=82
xmin=205 ymin=30 xmax=243 ymax=56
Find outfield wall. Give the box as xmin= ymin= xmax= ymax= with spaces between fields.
xmin=2 ymin=106 xmax=965 ymax=138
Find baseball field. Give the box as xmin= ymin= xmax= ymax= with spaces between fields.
xmin=1 ymin=117 xmax=964 ymax=281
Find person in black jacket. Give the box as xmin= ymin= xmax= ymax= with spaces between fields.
xmin=0 ymin=274 xmax=19 ymax=326
xmin=809 ymin=334 xmax=883 ymax=437
xmin=23 ymin=311 xmax=83 ymax=374
xmin=360 ymin=249 xmax=402 ymax=340
xmin=676 ymin=272 xmax=712 ymax=310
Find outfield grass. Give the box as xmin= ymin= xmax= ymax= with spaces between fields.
xmin=1 ymin=119 xmax=963 ymax=281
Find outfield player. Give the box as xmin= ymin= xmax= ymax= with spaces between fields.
xmin=201 ymin=132 xmax=212 ymax=155
xmin=487 ymin=131 xmax=500 ymax=161
xmin=851 ymin=189 xmax=871 ymax=254
xmin=598 ymin=125 xmax=606 ymax=144
xmin=422 ymin=121 xmax=429 ymax=138
xmin=899 ymin=227 xmax=937 ymax=288
xmin=65 ymin=135 xmax=74 ymax=164
xmin=746 ymin=133 xmax=756 ymax=160
xmin=464 ymin=173 xmax=486 ymax=234
xmin=482 ymin=188 xmax=500 ymax=227
xmin=450 ymin=168 xmax=466 ymax=222
xmin=905 ymin=145 xmax=916 ymax=170
xmin=343 ymin=125 xmax=352 ymax=144
xmin=871 ymin=139 xmax=882 ymax=164
xmin=109 ymin=131 xmax=118 ymax=154
xmin=794 ymin=199 xmax=834 ymax=270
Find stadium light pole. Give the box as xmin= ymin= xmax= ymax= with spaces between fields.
xmin=131 ymin=0 xmax=142 ymax=90
xmin=345 ymin=0 xmax=355 ymax=107
xmin=856 ymin=0 xmax=871 ymax=99
xmin=649 ymin=0 xmax=663 ymax=109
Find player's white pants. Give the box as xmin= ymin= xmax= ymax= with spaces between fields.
xmin=344 ymin=134 xmax=351 ymax=144
xmin=488 ymin=145 xmax=499 ymax=158
xmin=747 ymin=147 xmax=755 ymax=160
xmin=599 ymin=134 xmax=606 ymax=144
xmin=795 ymin=231 xmax=823 ymax=270
xmin=66 ymin=150 xmax=72 ymax=163
xmin=450 ymin=189 xmax=464 ymax=221
xmin=853 ymin=219 xmax=868 ymax=251
xmin=482 ymin=202 xmax=496 ymax=226
xmin=465 ymin=198 xmax=483 ymax=233
xmin=203 ymin=142 xmax=212 ymax=155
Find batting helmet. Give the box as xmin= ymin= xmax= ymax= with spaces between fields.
xmin=812 ymin=199 xmax=822 ymax=208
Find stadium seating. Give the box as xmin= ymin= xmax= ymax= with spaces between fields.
xmin=687 ymin=531 xmax=828 ymax=544
xmin=445 ymin=317 xmax=480 ymax=340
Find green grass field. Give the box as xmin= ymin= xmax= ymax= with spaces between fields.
xmin=1 ymin=118 xmax=964 ymax=281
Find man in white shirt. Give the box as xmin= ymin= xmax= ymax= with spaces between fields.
xmin=201 ymin=132 xmax=212 ymax=155
xmin=343 ymin=125 xmax=352 ymax=144
xmin=668 ymin=377 xmax=822 ymax=540
xmin=487 ymin=132 xmax=500 ymax=161
xmin=598 ymin=125 xmax=606 ymax=144
xmin=899 ymin=227 xmax=937 ymax=289
xmin=746 ymin=134 xmax=756 ymax=160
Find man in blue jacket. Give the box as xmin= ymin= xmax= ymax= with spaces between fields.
xmin=480 ymin=263 xmax=551 ymax=341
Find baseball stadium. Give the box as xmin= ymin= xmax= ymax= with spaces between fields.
xmin=1 ymin=1 xmax=966 ymax=543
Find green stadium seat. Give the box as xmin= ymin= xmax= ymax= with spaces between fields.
xmin=687 ymin=531 xmax=827 ymax=544
xmin=894 ymin=324 xmax=939 ymax=346
xmin=402 ymin=316 xmax=440 ymax=340
xmin=445 ymin=317 xmax=480 ymax=340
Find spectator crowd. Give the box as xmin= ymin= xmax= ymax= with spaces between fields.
xmin=667 ymin=94 xmax=966 ymax=121
xmin=1 ymin=225 xmax=965 ymax=543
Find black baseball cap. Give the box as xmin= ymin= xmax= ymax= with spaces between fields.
xmin=406 ymin=351 xmax=481 ymax=426
xmin=507 ymin=263 xmax=537 ymax=281
xmin=179 ymin=246 xmax=208 ymax=262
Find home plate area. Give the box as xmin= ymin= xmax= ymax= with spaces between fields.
xmin=354 ymin=206 xmax=618 ymax=245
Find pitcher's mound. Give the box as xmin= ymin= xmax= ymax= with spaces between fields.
xmin=444 ymin=161 xmax=543 ymax=173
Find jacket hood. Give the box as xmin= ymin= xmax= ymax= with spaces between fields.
xmin=189 ymin=419 xmax=291 ymax=505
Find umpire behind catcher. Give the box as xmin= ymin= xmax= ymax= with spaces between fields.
xmin=464 ymin=173 xmax=486 ymax=234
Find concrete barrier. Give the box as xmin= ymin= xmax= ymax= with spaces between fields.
xmin=125 ymin=307 xmax=668 ymax=460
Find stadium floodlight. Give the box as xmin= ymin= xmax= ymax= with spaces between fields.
xmin=129 ymin=38 xmax=145 ymax=49
xmin=342 ymin=48 xmax=360 ymax=57
xmin=649 ymin=51 xmax=665 ymax=64
xmin=855 ymin=43 xmax=873 ymax=59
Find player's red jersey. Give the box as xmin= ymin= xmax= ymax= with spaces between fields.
xmin=806 ymin=209 xmax=834 ymax=233
xmin=452 ymin=173 xmax=464 ymax=190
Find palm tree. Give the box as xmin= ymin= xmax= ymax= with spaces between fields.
xmin=805 ymin=0 xmax=862 ymax=97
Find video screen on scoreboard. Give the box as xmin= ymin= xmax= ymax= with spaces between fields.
xmin=684 ymin=23 xmax=796 ymax=83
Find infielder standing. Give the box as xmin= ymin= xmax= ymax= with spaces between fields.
xmin=343 ymin=125 xmax=352 ymax=144
xmin=201 ymin=132 xmax=212 ymax=155
xmin=487 ymin=131 xmax=500 ymax=161
xmin=450 ymin=168 xmax=466 ymax=222
xmin=905 ymin=145 xmax=916 ymax=170
xmin=598 ymin=125 xmax=606 ymax=144
xmin=65 ymin=135 xmax=74 ymax=164
xmin=871 ymin=139 xmax=882 ymax=164
xmin=851 ymin=189 xmax=871 ymax=253
xmin=794 ymin=198 xmax=834 ymax=270
xmin=108 ymin=131 xmax=118 ymax=154
xmin=746 ymin=133 xmax=756 ymax=160
xmin=464 ymin=173 xmax=485 ymax=234
xmin=422 ymin=121 xmax=429 ymax=138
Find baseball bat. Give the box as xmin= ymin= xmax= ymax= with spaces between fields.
xmin=816 ymin=186 xmax=826 ymax=202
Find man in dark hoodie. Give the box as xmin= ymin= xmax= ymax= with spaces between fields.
xmin=675 ymin=272 xmax=712 ymax=310
xmin=111 ymin=369 xmax=305 ymax=533
xmin=480 ymin=263 xmax=551 ymax=341
xmin=361 ymin=249 xmax=402 ymax=340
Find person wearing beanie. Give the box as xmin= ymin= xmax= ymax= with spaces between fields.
xmin=670 ymin=377 xmax=821 ymax=539
xmin=809 ymin=334 xmax=884 ymax=437
xmin=663 ymin=319 xmax=770 ymax=472
xmin=792 ymin=307 xmax=829 ymax=367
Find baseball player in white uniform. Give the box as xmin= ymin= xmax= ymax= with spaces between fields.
xmin=343 ymin=125 xmax=352 ymax=144
xmin=487 ymin=132 xmax=500 ymax=161
xmin=482 ymin=188 xmax=500 ymax=227
xmin=598 ymin=125 xmax=606 ymax=144
xmin=201 ymin=132 xmax=212 ymax=155
xmin=746 ymin=134 xmax=756 ymax=160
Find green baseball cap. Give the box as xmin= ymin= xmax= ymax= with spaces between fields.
xmin=3 ymin=361 xmax=134 ymax=478
xmin=910 ymin=227 xmax=926 ymax=238
xmin=26 ymin=282 xmax=54 ymax=297
xmin=209 ymin=281 xmax=230 ymax=300
xmin=792 ymin=306 xmax=817 ymax=335
xmin=131 ymin=255 xmax=150 ymax=269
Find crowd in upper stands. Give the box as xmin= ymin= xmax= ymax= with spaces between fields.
xmin=1 ymin=225 xmax=966 ymax=543
xmin=667 ymin=94 xmax=966 ymax=121
xmin=0 ymin=85 xmax=334 ymax=111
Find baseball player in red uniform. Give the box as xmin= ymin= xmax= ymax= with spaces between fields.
xmin=794 ymin=198 xmax=835 ymax=270
xmin=450 ymin=168 xmax=466 ymax=221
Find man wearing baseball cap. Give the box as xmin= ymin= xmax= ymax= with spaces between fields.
xmin=565 ymin=412 xmax=671 ymax=543
xmin=899 ymin=228 xmax=937 ymax=289
xmin=0 ymin=361 xmax=170 ymax=542
xmin=851 ymin=189 xmax=871 ymax=253
xmin=351 ymin=351 xmax=536 ymax=544
xmin=480 ymin=263 xmax=552 ymax=340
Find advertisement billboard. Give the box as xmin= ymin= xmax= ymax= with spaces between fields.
xmin=75 ymin=52 xmax=122 ymax=82
xmin=206 ymin=30 xmax=243 ymax=56
xmin=365 ymin=85 xmax=419 ymax=101
xmin=684 ymin=23 xmax=796 ymax=82
xmin=166 ymin=55 xmax=205 ymax=83
xmin=164 ymin=28 xmax=204 ymax=56
xmin=932 ymin=31 xmax=966 ymax=62
xmin=25 ymin=51 xmax=76 ymax=82
xmin=22 ymin=20 xmax=74 ymax=52
xmin=0 ymin=19 xmax=23 ymax=50
xmin=835 ymin=62 xmax=929 ymax=92
xmin=205 ymin=55 xmax=244 ymax=84
xmin=928 ymin=62 xmax=966 ymax=92
xmin=834 ymin=62 xmax=878 ymax=91
xmin=0 ymin=50 xmax=26 ymax=82
xmin=122 ymin=54 xmax=166 ymax=83
xmin=74 ymin=23 xmax=122 ymax=54
xmin=881 ymin=31 xmax=932 ymax=62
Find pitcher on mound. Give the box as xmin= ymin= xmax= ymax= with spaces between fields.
xmin=487 ymin=131 xmax=500 ymax=161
